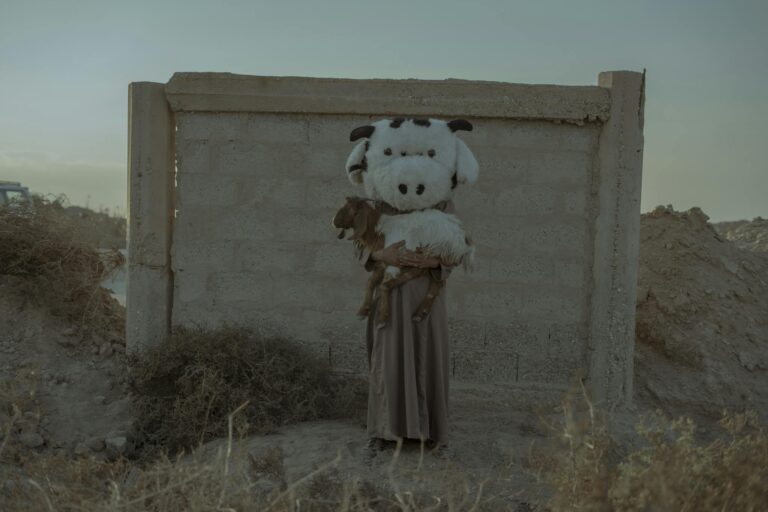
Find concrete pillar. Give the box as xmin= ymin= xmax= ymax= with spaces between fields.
xmin=587 ymin=70 xmax=646 ymax=406
xmin=126 ymin=82 xmax=175 ymax=352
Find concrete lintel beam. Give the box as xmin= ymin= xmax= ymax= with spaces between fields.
xmin=165 ymin=72 xmax=611 ymax=123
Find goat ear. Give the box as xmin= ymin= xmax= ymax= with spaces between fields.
xmin=448 ymin=119 xmax=473 ymax=132
xmin=455 ymin=138 xmax=479 ymax=184
xmin=345 ymin=141 xmax=367 ymax=185
xmin=350 ymin=208 xmax=368 ymax=240
xmin=350 ymin=125 xmax=375 ymax=141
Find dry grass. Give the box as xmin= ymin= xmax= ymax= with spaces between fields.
xmin=533 ymin=383 xmax=768 ymax=512
xmin=127 ymin=325 xmax=368 ymax=459
xmin=2 ymin=412 xmax=314 ymax=511
xmin=0 ymin=194 xmax=125 ymax=338
xmin=8 ymin=379 xmax=764 ymax=511
xmin=2 ymin=408 xmax=484 ymax=512
xmin=0 ymin=367 xmax=41 ymax=464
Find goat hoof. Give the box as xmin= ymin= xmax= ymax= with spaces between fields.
xmin=376 ymin=321 xmax=387 ymax=330
xmin=412 ymin=314 xmax=423 ymax=322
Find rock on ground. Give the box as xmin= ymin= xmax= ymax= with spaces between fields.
xmin=19 ymin=431 xmax=44 ymax=448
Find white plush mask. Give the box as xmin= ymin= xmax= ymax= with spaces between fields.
xmin=345 ymin=118 xmax=479 ymax=211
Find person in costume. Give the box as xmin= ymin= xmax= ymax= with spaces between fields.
xmin=343 ymin=117 xmax=479 ymax=459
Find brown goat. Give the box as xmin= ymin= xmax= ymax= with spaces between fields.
xmin=332 ymin=196 xmax=445 ymax=328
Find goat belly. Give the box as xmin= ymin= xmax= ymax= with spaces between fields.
xmin=376 ymin=210 xmax=471 ymax=274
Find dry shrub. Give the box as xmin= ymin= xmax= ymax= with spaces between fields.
xmin=534 ymin=386 xmax=768 ymax=512
xmin=608 ymin=413 xmax=768 ymax=511
xmin=56 ymin=203 xmax=127 ymax=249
xmin=128 ymin=325 xmax=367 ymax=458
xmin=0 ymin=194 xmax=125 ymax=337
xmin=531 ymin=387 xmax=617 ymax=511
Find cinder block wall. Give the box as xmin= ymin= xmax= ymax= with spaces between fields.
xmin=128 ymin=72 xmax=645 ymax=406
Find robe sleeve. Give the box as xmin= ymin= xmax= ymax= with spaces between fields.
xmin=429 ymin=199 xmax=458 ymax=282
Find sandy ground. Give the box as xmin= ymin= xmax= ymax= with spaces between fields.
xmin=196 ymin=381 xmax=629 ymax=509
xmin=0 ymin=281 xmax=132 ymax=459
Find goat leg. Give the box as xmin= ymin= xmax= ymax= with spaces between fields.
xmin=358 ymin=265 xmax=385 ymax=318
xmin=375 ymin=267 xmax=425 ymax=329
xmin=383 ymin=266 xmax=425 ymax=289
xmin=376 ymin=280 xmax=391 ymax=329
xmin=412 ymin=277 xmax=445 ymax=322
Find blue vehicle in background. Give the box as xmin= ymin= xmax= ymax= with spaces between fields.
xmin=0 ymin=181 xmax=32 ymax=209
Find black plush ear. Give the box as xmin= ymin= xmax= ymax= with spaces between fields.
xmin=447 ymin=119 xmax=473 ymax=132
xmin=350 ymin=125 xmax=375 ymax=141
xmin=345 ymin=141 xmax=368 ymax=184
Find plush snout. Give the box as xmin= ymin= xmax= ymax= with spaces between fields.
xmin=373 ymin=156 xmax=452 ymax=211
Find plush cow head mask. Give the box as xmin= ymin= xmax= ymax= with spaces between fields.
xmin=345 ymin=118 xmax=479 ymax=211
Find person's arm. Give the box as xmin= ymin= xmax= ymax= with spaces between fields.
xmin=358 ymin=240 xmax=406 ymax=270
xmin=370 ymin=241 xmax=406 ymax=267
xmin=397 ymin=250 xmax=454 ymax=281
xmin=360 ymin=240 xmax=417 ymax=270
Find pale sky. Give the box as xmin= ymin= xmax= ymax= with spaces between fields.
xmin=1 ymin=0 xmax=765 ymax=221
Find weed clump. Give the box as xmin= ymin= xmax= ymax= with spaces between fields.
xmin=0 ymin=194 xmax=124 ymax=337
xmin=534 ymin=387 xmax=768 ymax=511
xmin=128 ymin=325 xmax=366 ymax=457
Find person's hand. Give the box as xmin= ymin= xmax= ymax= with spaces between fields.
xmin=398 ymin=247 xmax=441 ymax=269
xmin=372 ymin=240 xmax=406 ymax=266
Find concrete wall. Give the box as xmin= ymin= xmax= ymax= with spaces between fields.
xmin=127 ymin=71 xmax=645 ymax=406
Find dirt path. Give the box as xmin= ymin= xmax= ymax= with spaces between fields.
xmin=195 ymin=381 xmax=610 ymax=509
xmin=0 ymin=281 xmax=131 ymax=458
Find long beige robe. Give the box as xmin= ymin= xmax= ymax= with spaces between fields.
xmin=358 ymin=200 xmax=456 ymax=445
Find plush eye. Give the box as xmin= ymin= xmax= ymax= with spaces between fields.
xmin=428 ymin=149 xmax=436 ymax=158
xmin=383 ymin=148 xmax=392 ymax=155
xmin=400 ymin=151 xmax=406 ymax=157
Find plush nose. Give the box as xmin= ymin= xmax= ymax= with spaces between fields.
xmin=398 ymin=184 xmax=408 ymax=194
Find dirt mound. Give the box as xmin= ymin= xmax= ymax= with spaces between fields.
xmin=714 ymin=217 xmax=768 ymax=253
xmin=1 ymin=196 xmax=130 ymax=465
xmin=635 ymin=206 xmax=768 ymax=421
